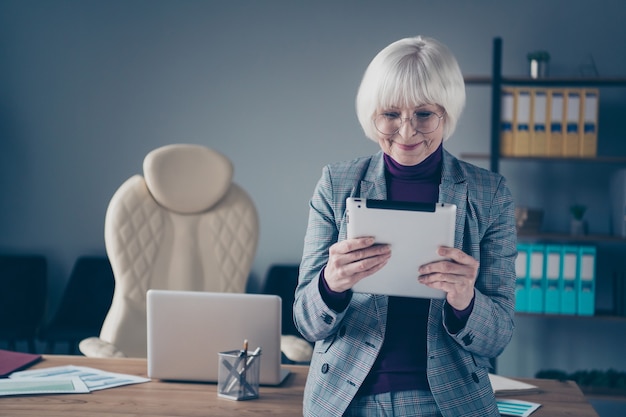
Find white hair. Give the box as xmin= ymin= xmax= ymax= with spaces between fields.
xmin=356 ymin=36 xmax=466 ymax=141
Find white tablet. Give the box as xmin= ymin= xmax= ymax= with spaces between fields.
xmin=346 ymin=197 xmax=457 ymax=299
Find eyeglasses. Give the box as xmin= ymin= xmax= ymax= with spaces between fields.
xmin=373 ymin=110 xmax=445 ymax=136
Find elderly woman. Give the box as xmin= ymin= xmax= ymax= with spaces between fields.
xmin=293 ymin=36 xmax=517 ymax=417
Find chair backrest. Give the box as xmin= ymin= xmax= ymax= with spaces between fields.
xmin=49 ymin=256 xmax=115 ymax=330
xmin=0 ymin=254 xmax=47 ymax=352
xmin=262 ymin=264 xmax=301 ymax=338
xmin=100 ymin=144 xmax=259 ymax=357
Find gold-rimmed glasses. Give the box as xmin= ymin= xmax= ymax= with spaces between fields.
xmin=374 ymin=110 xmax=445 ymax=136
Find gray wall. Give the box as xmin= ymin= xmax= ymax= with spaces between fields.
xmin=1 ymin=0 xmax=626 ymax=376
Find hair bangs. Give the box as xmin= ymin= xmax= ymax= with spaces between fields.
xmin=376 ymin=53 xmax=438 ymax=111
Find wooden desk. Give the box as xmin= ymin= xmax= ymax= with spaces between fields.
xmin=0 ymin=355 xmax=598 ymax=416
xmin=502 ymin=378 xmax=599 ymax=417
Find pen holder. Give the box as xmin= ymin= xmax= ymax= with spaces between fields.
xmin=217 ymin=349 xmax=261 ymax=400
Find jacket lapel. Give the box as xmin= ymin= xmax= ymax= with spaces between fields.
xmin=359 ymin=152 xmax=387 ymax=200
xmin=355 ymin=152 xmax=388 ymax=335
xmin=430 ymin=150 xmax=469 ymax=318
xmin=439 ymin=150 xmax=468 ymax=249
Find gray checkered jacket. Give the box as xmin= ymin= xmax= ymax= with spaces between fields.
xmin=294 ymin=149 xmax=516 ymax=417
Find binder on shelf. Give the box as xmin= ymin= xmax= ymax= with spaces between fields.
xmin=577 ymin=246 xmax=596 ymax=316
xmin=527 ymin=244 xmax=545 ymax=313
xmin=500 ymin=87 xmax=515 ymax=157
xmin=547 ymin=89 xmax=565 ymax=157
xmin=514 ymin=243 xmax=531 ymax=313
xmin=564 ymin=89 xmax=581 ymax=157
xmin=580 ymin=88 xmax=599 ymax=157
xmin=543 ymin=244 xmax=562 ymax=314
xmin=513 ymin=88 xmax=532 ymax=156
xmin=530 ymin=88 xmax=548 ymax=157
xmin=560 ymin=245 xmax=578 ymax=315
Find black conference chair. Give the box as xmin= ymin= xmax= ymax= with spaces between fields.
xmin=262 ymin=264 xmax=313 ymax=363
xmin=38 ymin=256 xmax=115 ymax=354
xmin=0 ymin=254 xmax=47 ymax=353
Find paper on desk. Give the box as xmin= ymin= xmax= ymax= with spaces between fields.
xmin=497 ymin=399 xmax=541 ymax=416
xmin=0 ymin=376 xmax=89 ymax=396
xmin=9 ymin=365 xmax=150 ymax=391
xmin=489 ymin=373 xmax=539 ymax=394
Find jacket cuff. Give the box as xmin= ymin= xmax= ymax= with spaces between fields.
xmin=318 ymin=266 xmax=352 ymax=313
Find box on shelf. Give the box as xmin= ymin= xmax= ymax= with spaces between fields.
xmin=515 ymin=207 xmax=543 ymax=234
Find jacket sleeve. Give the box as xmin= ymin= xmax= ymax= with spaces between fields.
xmin=293 ymin=165 xmax=350 ymax=342
xmin=443 ymin=174 xmax=517 ymax=359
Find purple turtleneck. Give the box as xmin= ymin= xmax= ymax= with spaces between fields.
xmin=358 ymin=146 xmax=443 ymax=395
xmin=383 ymin=147 xmax=442 ymax=204
xmin=319 ymin=144 xmax=472 ymax=397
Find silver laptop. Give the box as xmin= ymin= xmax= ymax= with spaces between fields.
xmin=147 ymin=289 xmax=290 ymax=385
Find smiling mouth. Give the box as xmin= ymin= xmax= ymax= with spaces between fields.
xmin=394 ymin=141 xmax=423 ymax=151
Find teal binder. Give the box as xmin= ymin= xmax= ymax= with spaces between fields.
xmin=544 ymin=244 xmax=562 ymax=314
xmin=515 ymin=243 xmax=531 ymax=312
xmin=560 ymin=245 xmax=578 ymax=315
xmin=577 ymin=246 xmax=596 ymax=316
xmin=527 ymin=244 xmax=545 ymax=313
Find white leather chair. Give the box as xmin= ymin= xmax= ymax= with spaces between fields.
xmin=79 ymin=144 xmax=259 ymax=358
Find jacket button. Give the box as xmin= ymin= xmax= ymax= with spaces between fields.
xmin=321 ymin=363 xmax=329 ymax=374
xmin=472 ymin=372 xmax=479 ymax=383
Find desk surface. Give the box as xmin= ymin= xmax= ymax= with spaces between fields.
xmin=0 ymin=355 xmax=598 ymax=417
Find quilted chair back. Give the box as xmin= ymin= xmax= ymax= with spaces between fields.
xmin=99 ymin=144 xmax=259 ymax=358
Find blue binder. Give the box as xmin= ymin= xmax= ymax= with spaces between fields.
xmin=515 ymin=243 xmax=531 ymax=312
xmin=560 ymin=245 xmax=578 ymax=315
xmin=543 ymin=245 xmax=562 ymax=314
xmin=527 ymin=244 xmax=545 ymax=313
xmin=577 ymin=246 xmax=596 ymax=316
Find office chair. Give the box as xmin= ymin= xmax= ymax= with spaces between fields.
xmin=38 ymin=256 xmax=114 ymax=354
xmin=0 ymin=254 xmax=47 ymax=353
xmin=79 ymin=144 xmax=259 ymax=358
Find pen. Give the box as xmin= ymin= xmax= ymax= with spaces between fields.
xmin=246 ymin=346 xmax=261 ymax=366
xmin=240 ymin=340 xmax=248 ymax=397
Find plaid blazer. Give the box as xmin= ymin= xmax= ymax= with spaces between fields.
xmin=294 ymin=149 xmax=517 ymax=417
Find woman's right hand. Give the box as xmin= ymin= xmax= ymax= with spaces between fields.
xmin=324 ymin=237 xmax=391 ymax=293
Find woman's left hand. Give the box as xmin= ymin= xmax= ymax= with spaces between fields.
xmin=418 ymin=246 xmax=478 ymax=310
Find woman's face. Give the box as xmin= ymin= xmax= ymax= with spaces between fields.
xmin=373 ymin=104 xmax=445 ymax=166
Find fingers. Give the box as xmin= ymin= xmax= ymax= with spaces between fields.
xmin=419 ymin=246 xmax=479 ymax=275
xmin=418 ymin=246 xmax=478 ymax=310
xmin=330 ymin=236 xmax=375 ymax=255
xmin=325 ymin=237 xmax=391 ymax=292
xmin=436 ymin=246 xmax=478 ymax=268
xmin=328 ymin=237 xmax=389 ymax=263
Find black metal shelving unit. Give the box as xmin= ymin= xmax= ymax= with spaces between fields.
xmin=463 ymin=38 xmax=626 ymax=319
